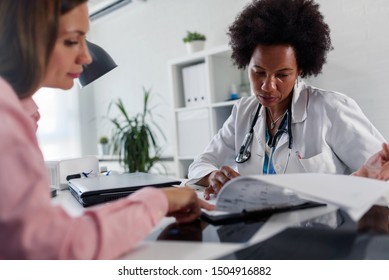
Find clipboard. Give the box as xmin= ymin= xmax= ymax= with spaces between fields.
xmin=199 ymin=175 xmax=328 ymax=225
xmin=201 ymin=201 xmax=326 ymax=225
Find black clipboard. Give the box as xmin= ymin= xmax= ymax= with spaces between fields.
xmin=201 ymin=201 xmax=327 ymax=225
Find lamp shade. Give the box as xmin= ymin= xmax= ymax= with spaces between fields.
xmin=78 ymin=40 xmax=118 ymax=88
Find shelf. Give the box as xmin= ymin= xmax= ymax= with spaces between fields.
xmin=169 ymin=45 xmax=242 ymax=178
xmin=168 ymin=45 xmax=230 ymax=66
xmin=178 ymin=156 xmax=195 ymax=161
xmin=174 ymin=105 xmax=209 ymax=113
xmin=211 ymin=99 xmax=239 ymax=108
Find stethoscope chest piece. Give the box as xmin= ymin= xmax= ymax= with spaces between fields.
xmin=235 ymin=105 xmax=260 ymax=164
xmin=235 ymin=132 xmax=253 ymax=163
xmin=235 ymin=103 xmax=293 ymax=167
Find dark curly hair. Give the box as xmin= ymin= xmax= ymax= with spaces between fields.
xmin=228 ymin=0 xmax=333 ymax=78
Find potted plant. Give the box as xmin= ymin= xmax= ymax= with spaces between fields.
xmin=109 ymin=88 xmax=165 ymax=173
xmin=98 ymin=136 xmax=110 ymax=156
xmin=182 ymin=31 xmax=206 ymax=54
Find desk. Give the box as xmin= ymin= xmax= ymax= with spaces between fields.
xmin=52 ymin=189 xmax=389 ymax=260
xmin=51 ymin=189 xmax=242 ymax=260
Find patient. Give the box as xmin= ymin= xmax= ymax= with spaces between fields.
xmin=0 ymin=0 xmax=212 ymax=259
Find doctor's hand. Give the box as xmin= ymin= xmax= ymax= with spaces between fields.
xmin=203 ymin=166 xmax=240 ymax=200
xmin=162 ymin=187 xmax=214 ymax=224
xmin=353 ymin=143 xmax=389 ymax=180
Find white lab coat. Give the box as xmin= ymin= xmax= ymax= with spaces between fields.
xmin=188 ymin=81 xmax=386 ymax=182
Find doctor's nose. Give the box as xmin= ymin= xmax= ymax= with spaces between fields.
xmin=261 ymin=76 xmax=277 ymax=92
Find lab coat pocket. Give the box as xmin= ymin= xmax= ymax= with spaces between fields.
xmin=298 ymin=148 xmax=346 ymax=174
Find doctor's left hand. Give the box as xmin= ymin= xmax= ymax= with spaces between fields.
xmin=353 ymin=143 xmax=389 ymax=180
xmin=203 ymin=166 xmax=240 ymax=200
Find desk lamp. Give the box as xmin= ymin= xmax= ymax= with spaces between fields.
xmin=78 ymin=40 xmax=118 ymax=88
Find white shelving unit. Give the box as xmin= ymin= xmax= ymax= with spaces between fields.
xmin=169 ymin=45 xmax=246 ymax=178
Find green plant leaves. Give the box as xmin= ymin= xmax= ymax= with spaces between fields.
xmin=182 ymin=31 xmax=206 ymax=43
xmin=109 ymin=88 xmax=165 ymax=173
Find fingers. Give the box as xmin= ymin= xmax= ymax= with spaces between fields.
xmin=381 ymin=143 xmax=389 ymax=160
xmin=203 ymin=186 xmax=214 ymax=200
xmin=203 ymin=171 xmax=223 ymax=200
xmin=164 ymin=187 xmax=212 ymax=223
xmin=174 ymin=206 xmax=201 ymax=224
xmin=204 ymin=178 xmax=222 ymax=199
xmin=211 ymin=166 xmax=239 ymax=185
xmin=163 ymin=187 xmax=197 ymax=213
xmin=163 ymin=167 xmax=237 ymax=222
xmin=219 ymin=165 xmax=240 ymax=180
xmin=377 ymin=161 xmax=389 ymax=181
xmin=173 ymin=199 xmax=215 ymax=223
xmin=204 ymin=166 xmax=240 ymax=199
xmin=199 ymin=198 xmax=215 ymax=211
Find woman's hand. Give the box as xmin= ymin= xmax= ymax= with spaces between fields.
xmin=353 ymin=143 xmax=389 ymax=180
xmin=161 ymin=187 xmax=214 ymax=223
xmin=203 ymin=166 xmax=240 ymax=200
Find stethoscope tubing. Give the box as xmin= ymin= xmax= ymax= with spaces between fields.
xmin=235 ymin=102 xmax=294 ymax=170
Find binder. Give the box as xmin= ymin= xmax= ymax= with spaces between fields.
xmin=182 ymin=63 xmax=208 ymax=107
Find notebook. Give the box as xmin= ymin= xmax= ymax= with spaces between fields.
xmin=68 ymin=172 xmax=181 ymax=207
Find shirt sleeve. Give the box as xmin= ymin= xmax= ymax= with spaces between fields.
xmin=0 ymin=80 xmax=169 ymax=260
xmin=329 ymin=94 xmax=386 ymax=172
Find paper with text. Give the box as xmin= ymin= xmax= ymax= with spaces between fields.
xmin=226 ymin=173 xmax=389 ymax=220
xmin=216 ymin=178 xmax=310 ymax=213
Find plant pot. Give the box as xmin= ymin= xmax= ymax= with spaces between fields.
xmin=185 ymin=41 xmax=205 ymax=54
xmin=98 ymin=143 xmax=110 ymax=156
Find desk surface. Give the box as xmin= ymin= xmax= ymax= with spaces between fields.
xmin=52 ymin=188 xmax=389 ymax=260
xmin=51 ymin=189 xmax=242 ymax=260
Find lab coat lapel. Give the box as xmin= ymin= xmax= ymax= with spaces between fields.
xmin=273 ymin=81 xmax=308 ymax=154
xmin=253 ymin=105 xmax=266 ymax=157
xmin=291 ymin=80 xmax=308 ymax=124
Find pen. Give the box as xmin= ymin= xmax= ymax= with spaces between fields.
xmin=66 ymin=170 xmax=94 ymax=181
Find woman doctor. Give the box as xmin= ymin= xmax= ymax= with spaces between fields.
xmin=188 ymin=0 xmax=386 ymax=199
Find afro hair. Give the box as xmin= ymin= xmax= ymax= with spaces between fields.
xmin=228 ymin=0 xmax=333 ymax=78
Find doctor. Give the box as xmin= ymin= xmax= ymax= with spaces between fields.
xmin=188 ymin=0 xmax=386 ymax=199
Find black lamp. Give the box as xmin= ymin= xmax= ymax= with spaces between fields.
xmin=78 ymin=40 xmax=118 ymax=88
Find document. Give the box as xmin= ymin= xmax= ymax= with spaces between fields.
xmin=201 ymin=175 xmax=325 ymax=224
xmin=201 ymin=173 xmax=389 ymax=223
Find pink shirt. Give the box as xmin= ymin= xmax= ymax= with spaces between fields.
xmin=20 ymin=97 xmax=40 ymax=131
xmin=0 ymin=78 xmax=169 ymax=259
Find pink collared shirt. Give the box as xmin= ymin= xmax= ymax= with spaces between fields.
xmin=0 ymin=78 xmax=168 ymax=259
xmin=20 ymin=97 xmax=40 ymax=131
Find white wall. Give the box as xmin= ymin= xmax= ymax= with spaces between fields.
xmin=80 ymin=0 xmax=252 ymax=157
xmin=80 ymin=0 xmax=389 ymax=161
xmin=309 ymin=0 xmax=389 ymax=141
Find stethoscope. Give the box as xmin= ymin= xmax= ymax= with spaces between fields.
xmin=235 ymin=103 xmax=294 ymax=173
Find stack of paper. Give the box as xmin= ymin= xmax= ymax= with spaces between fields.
xmin=229 ymin=173 xmax=389 ymax=221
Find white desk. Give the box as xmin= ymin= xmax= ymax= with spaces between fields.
xmin=51 ymin=188 xmax=338 ymax=259
xmin=51 ymin=189 xmax=243 ymax=259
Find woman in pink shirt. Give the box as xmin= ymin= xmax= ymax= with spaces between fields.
xmin=0 ymin=0 xmax=212 ymax=259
